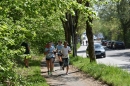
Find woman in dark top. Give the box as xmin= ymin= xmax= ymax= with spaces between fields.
xmin=21 ymin=41 xmax=30 ymax=67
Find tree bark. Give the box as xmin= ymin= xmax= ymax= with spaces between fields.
xmin=85 ymin=1 xmax=96 ymax=62
xmin=61 ymin=13 xmax=71 ymax=46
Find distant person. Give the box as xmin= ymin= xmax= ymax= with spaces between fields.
xmin=44 ymin=42 xmax=55 ymax=75
xmin=61 ymin=41 xmax=71 ymax=75
xmin=56 ymin=41 xmax=63 ymax=69
xmin=82 ymin=41 xmax=84 ymax=46
xmin=21 ymin=40 xmax=30 ymax=68
xmin=86 ymin=40 xmax=88 ymax=46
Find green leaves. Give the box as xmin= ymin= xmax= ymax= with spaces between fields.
xmin=0 ymin=0 xmax=109 ymax=85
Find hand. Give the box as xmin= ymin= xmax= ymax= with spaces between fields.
xmin=59 ymin=58 xmax=62 ymax=62
xmin=47 ymin=50 xmax=50 ymax=53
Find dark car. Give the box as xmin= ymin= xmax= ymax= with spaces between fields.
xmin=101 ymin=40 xmax=107 ymax=46
xmin=110 ymin=41 xmax=116 ymax=49
xmin=86 ymin=43 xmax=106 ymax=58
xmin=113 ymin=41 xmax=125 ymax=49
xmin=106 ymin=41 xmax=112 ymax=48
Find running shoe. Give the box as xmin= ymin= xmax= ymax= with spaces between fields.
xmin=48 ymin=71 xmax=50 ymax=75
xmin=66 ymin=73 xmax=68 ymax=75
xmin=49 ymin=72 xmax=52 ymax=75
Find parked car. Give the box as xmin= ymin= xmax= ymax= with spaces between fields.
xmin=110 ymin=41 xmax=116 ymax=49
xmin=101 ymin=40 xmax=107 ymax=46
xmin=113 ymin=41 xmax=125 ymax=49
xmin=86 ymin=43 xmax=106 ymax=58
xmin=106 ymin=41 xmax=112 ymax=48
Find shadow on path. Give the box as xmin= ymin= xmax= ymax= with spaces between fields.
xmin=77 ymin=50 xmax=86 ymax=53
xmin=41 ymin=58 xmax=108 ymax=86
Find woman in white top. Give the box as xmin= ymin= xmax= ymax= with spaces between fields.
xmin=61 ymin=41 xmax=71 ymax=75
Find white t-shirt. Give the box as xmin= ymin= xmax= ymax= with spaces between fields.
xmin=61 ymin=46 xmax=71 ymax=58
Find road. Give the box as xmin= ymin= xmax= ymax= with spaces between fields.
xmin=105 ymin=48 xmax=130 ymax=62
xmin=95 ymin=40 xmax=130 ymax=62
xmin=77 ymin=40 xmax=130 ymax=72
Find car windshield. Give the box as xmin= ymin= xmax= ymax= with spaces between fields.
xmin=116 ymin=41 xmax=123 ymax=44
xmin=94 ymin=44 xmax=102 ymax=48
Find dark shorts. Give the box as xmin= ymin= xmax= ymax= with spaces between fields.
xmin=24 ymin=52 xmax=30 ymax=54
xmin=58 ymin=53 xmax=62 ymax=56
xmin=62 ymin=58 xmax=69 ymax=67
xmin=46 ymin=58 xmax=52 ymax=61
xmin=54 ymin=52 xmax=56 ymax=55
xmin=52 ymin=57 xmax=55 ymax=63
xmin=46 ymin=57 xmax=55 ymax=63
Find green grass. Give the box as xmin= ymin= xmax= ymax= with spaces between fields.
xmin=15 ymin=55 xmax=49 ymax=86
xmin=70 ymin=56 xmax=130 ymax=86
xmin=77 ymin=42 xmax=81 ymax=49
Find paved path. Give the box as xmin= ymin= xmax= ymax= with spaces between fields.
xmin=41 ymin=57 xmax=108 ymax=86
xmin=77 ymin=45 xmax=87 ymax=57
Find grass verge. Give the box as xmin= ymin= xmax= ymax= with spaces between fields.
xmin=15 ymin=55 xmax=49 ymax=86
xmin=70 ymin=56 xmax=130 ymax=86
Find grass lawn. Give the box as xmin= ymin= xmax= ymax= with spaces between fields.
xmin=15 ymin=54 xmax=49 ymax=86
xmin=70 ymin=56 xmax=130 ymax=86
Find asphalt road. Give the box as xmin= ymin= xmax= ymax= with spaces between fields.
xmin=78 ymin=40 xmax=130 ymax=72
xmin=105 ymin=47 xmax=130 ymax=62
xmin=94 ymin=40 xmax=130 ymax=62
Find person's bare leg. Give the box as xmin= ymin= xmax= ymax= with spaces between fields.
xmin=58 ymin=56 xmax=62 ymax=69
xmin=24 ymin=57 xmax=29 ymax=67
xmin=52 ymin=63 xmax=54 ymax=71
xmin=46 ymin=60 xmax=50 ymax=75
xmin=50 ymin=59 xmax=53 ymax=75
xmin=51 ymin=58 xmax=54 ymax=71
xmin=66 ymin=66 xmax=69 ymax=74
xmin=26 ymin=59 xmax=29 ymax=66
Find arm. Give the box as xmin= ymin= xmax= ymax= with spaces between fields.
xmin=68 ymin=46 xmax=71 ymax=54
xmin=44 ymin=48 xmax=49 ymax=55
xmin=68 ymin=51 xmax=71 ymax=54
xmin=56 ymin=45 xmax=58 ymax=53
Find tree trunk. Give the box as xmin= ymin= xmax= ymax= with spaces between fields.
xmin=71 ymin=9 xmax=79 ymax=57
xmin=74 ymin=33 xmax=77 ymax=56
xmin=61 ymin=8 xmax=79 ymax=57
xmin=61 ymin=13 xmax=71 ymax=46
xmin=122 ymin=24 xmax=127 ymax=46
xmin=85 ymin=1 xmax=96 ymax=62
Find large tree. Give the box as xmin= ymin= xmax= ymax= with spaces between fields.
xmin=117 ymin=0 xmax=130 ymax=47
xmin=85 ymin=1 xmax=96 ymax=62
